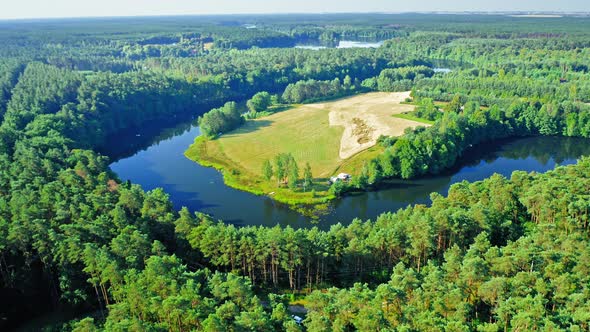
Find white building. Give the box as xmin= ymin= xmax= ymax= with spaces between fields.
xmin=330 ymin=173 xmax=351 ymax=183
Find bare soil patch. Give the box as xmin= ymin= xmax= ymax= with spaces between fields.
xmin=195 ymin=91 xmax=429 ymax=181
xmin=352 ymin=118 xmax=374 ymax=144
xmin=323 ymin=91 xmax=428 ymax=159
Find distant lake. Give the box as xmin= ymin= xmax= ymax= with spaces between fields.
xmin=295 ymin=40 xmax=385 ymax=50
xmin=103 ymin=117 xmax=590 ymax=229
xmin=433 ymin=67 xmax=452 ymax=73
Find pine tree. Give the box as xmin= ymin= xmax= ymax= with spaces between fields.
xmin=287 ymin=155 xmax=299 ymax=190
xmin=262 ymin=159 xmax=273 ymax=181
xmin=275 ymin=155 xmax=285 ymax=186
xmin=303 ymin=162 xmax=313 ymax=192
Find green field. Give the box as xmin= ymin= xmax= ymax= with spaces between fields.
xmin=211 ymin=105 xmax=343 ymax=178
xmin=185 ymin=103 xmax=341 ymax=210
xmin=186 ymin=92 xmax=423 ymax=207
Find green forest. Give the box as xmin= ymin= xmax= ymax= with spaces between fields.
xmin=1 ymin=13 xmax=590 ymax=331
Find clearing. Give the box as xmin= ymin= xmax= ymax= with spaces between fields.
xmin=195 ymin=91 xmax=425 ymax=177
xmin=319 ymin=91 xmax=421 ymax=159
xmin=186 ymin=91 xmax=428 ymax=206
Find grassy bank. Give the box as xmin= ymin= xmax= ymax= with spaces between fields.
xmin=185 ymin=136 xmax=334 ymax=217
xmin=392 ymin=112 xmax=436 ymax=125
xmin=185 ymin=92 xmax=423 ymax=214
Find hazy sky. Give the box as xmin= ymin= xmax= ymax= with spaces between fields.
xmin=1 ymin=0 xmax=588 ymax=20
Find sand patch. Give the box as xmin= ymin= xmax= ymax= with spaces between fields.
xmin=201 ymin=91 xmax=431 ymax=179
xmin=322 ymin=91 xmax=429 ymax=159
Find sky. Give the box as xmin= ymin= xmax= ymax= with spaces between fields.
xmin=0 ymin=0 xmax=588 ymax=20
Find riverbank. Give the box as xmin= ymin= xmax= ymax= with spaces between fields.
xmin=185 ymin=136 xmax=334 ymax=217
xmin=184 ymin=92 xmax=423 ymax=214
xmin=109 ymin=114 xmax=590 ymax=228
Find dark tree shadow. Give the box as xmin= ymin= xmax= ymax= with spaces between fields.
xmin=221 ymin=120 xmax=273 ymax=137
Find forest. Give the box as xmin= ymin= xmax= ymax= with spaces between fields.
xmin=1 ymin=13 xmax=590 ymax=331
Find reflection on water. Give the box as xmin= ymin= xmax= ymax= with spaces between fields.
xmin=103 ymin=117 xmax=590 ymax=230
xmin=326 ymin=136 xmax=590 ymax=224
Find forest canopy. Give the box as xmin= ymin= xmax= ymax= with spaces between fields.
xmin=0 ymin=13 xmax=590 ymax=331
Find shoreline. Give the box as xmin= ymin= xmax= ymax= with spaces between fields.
xmin=185 ymin=136 xmax=335 ymax=218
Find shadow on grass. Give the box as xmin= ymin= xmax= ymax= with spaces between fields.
xmin=286 ymin=179 xmax=332 ymax=194
xmin=221 ymin=119 xmax=273 ymax=137
xmin=268 ymin=105 xmax=294 ymax=114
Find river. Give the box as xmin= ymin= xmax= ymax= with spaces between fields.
xmin=103 ymin=116 xmax=590 ymax=229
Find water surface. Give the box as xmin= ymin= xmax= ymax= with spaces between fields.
xmin=295 ymin=40 xmax=384 ymax=50
xmin=104 ymin=117 xmax=590 ymax=229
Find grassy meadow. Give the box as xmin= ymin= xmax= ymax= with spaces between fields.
xmin=186 ymin=92 xmax=423 ymax=208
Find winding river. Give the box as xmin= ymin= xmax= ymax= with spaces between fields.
xmin=102 ymin=115 xmax=590 ymax=229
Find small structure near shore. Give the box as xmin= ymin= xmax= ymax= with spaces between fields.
xmin=330 ymin=173 xmax=351 ymax=183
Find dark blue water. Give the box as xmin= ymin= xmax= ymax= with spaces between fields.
xmin=104 ymin=117 xmax=590 ymax=229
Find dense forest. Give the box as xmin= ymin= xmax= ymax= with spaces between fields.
xmin=1 ymin=13 xmax=590 ymax=331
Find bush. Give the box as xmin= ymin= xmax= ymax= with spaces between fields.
xmin=329 ymin=180 xmax=348 ymax=197
xmin=198 ymin=101 xmax=244 ymax=138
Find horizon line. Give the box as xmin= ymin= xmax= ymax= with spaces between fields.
xmin=2 ymin=10 xmax=590 ymax=22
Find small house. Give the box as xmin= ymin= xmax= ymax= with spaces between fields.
xmin=330 ymin=173 xmax=351 ymax=183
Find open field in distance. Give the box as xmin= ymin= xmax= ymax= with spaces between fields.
xmin=206 ymin=91 xmax=425 ymax=178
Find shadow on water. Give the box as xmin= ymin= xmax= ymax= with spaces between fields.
xmin=98 ymin=113 xmax=199 ymax=162
xmin=102 ymin=113 xmax=590 ymax=230
xmin=320 ymin=136 xmax=590 ymax=225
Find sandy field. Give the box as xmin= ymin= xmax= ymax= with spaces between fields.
xmin=319 ymin=91 xmax=428 ymax=159
xmin=204 ymin=91 xmax=428 ymax=178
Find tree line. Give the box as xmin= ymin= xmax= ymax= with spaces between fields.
xmin=334 ymin=98 xmax=590 ymax=194
xmin=261 ymin=153 xmax=313 ymax=191
xmin=198 ymin=102 xmax=244 ymax=138
xmin=282 ymin=76 xmax=359 ymax=104
xmin=1 ymin=14 xmax=590 ymax=331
